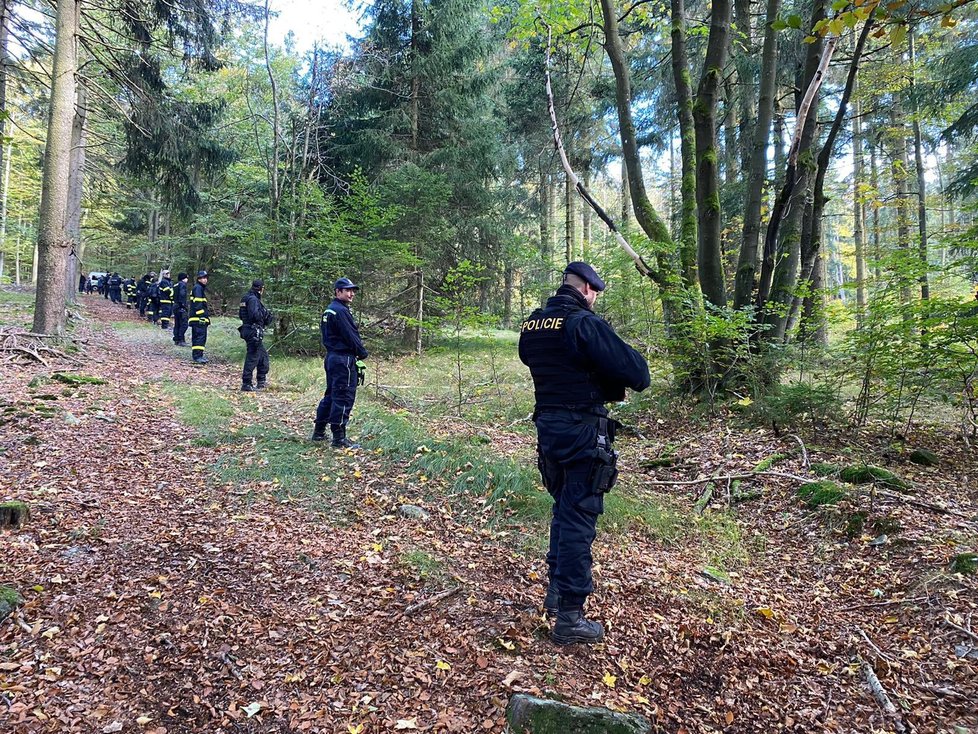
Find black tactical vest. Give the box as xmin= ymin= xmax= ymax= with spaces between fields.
xmin=518 ymin=299 xmax=604 ymax=409
xmin=238 ymin=295 xmax=249 ymax=322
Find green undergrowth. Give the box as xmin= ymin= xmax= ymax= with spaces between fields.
xmin=160 ymin=380 xmax=236 ymax=445
xmin=212 ymin=423 xmax=344 ymax=512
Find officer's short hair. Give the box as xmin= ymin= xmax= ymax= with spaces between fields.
xmin=563 ymin=272 xmax=589 ymax=291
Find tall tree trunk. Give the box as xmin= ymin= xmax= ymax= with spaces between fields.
xmin=621 ymin=155 xmax=630 ymax=229
xmin=869 ymin=136 xmax=882 ymax=280
xmin=0 ymin=0 xmax=9 ymax=280
xmin=735 ymin=0 xmax=755 ymax=175
xmin=890 ymin=103 xmax=912 ymax=309
xmin=539 ymin=166 xmax=553 ymax=264
xmin=33 ymin=0 xmax=79 ymax=335
xmin=599 ymin=0 xmax=691 ymax=346
xmin=582 ymin=167 xmax=592 ymax=259
xmin=853 ymin=93 xmax=867 ymax=322
xmin=791 ymin=11 xmax=876 ymax=334
xmin=503 ymin=260 xmax=513 ymax=328
xmin=692 ymin=0 xmax=732 ymax=307
xmin=565 ymin=167 xmax=576 ymax=261
xmin=600 ymin=0 xmax=675 ymax=270
xmin=669 ymin=0 xmax=698 ymax=288
xmin=66 ymin=82 xmax=87 ymax=306
xmin=799 ymin=251 xmax=828 ymax=346
xmin=0 ymin=143 xmax=9 ymax=283
xmin=733 ymin=0 xmax=781 ymax=309
xmin=759 ymin=0 xmax=830 ymax=341
xmin=909 ymin=27 xmax=929 ymax=302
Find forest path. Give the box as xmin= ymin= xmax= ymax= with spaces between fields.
xmin=2 ymin=293 xmax=977 ymax=734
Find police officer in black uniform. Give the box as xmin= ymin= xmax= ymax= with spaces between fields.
xmin=172 ymin=273 xmax=190 ymax=346
xmin=158 ymin=270 xmax=174 ymax=329
xmin=108 ymin=273 xmax=123 ymax=303
xmin=311 ymin=277 xmax=368 ymax=447
xmin=136 ymin=274 xmax=151 ymax=317
xmin=518 ymin=262 xmax=650 ymax=645
xmin=123 ymin=277 xmax=137 ymax=309
xmin=189 ymin=271 xmax=210 ymax=364
xmin=239 ymin=280 xmax=273 ymax=391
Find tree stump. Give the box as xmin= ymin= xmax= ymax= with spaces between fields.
xmin=0 ymin=501 xmax=30 ymax=529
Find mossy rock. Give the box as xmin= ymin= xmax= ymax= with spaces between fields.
xmin=838 ymin=464 xmax=909 ymax=490
xmin=52 ymin=372 xmax=107 ymax=386
xmin=506 ymin=694 xmax=652 ymax=734
xmin=0 ymin=585 xmax=22 ymax=622
xmin=950 ymin=552 xmax=977 ymax=575
xmin=908 ymin=449 xmax=939 ymax=467
xmin=798 ymin=481 xmax=846 ymax=507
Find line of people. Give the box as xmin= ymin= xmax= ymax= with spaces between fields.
xmin=85 ymin=269 xmax=212 ymax=365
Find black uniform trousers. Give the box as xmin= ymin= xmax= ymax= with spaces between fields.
xmin=534 ymin=410 xmax=605 ymax=607
xmin=159 ymin=303 xmax=173 ymax=329
xmin=315 ymin=353 xmax=357 ymax=427
xmin=242 ymin=337 xmax=269 ymax=386
xmin=191 ymin=323 xmax=208 ymax=357
xmin=173 ymin=309 xmax=188 ymax=344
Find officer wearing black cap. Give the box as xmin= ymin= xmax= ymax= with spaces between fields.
xmin=238 ymin=279 xmax=273 ymax=391
xmin=311 ymin=277 xmax=368 ymax=447
xmin=518 ymin=261 xmax=650 ymax=645
xmin=189 ymin=270 xmax=210 ymax=364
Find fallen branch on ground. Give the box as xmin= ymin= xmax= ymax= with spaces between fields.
xmin=404 ymin=586 xmax=461 ymax=616
xmin=861 ymin=658 xmax=906 ymax=733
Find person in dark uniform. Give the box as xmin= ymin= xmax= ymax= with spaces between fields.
xmin=79 ymin=273 xmax=87 ymax=293
xmin=108 ymin=273 xmax=123 ymax=303
xmin=146 ymin=275 xmax=161 ymax=323
xmin=123 ymin=277 xmax=137 ymax=308
xmin=158 ymin=270 xmax=174 ymax=330
xmin=188 ymin=270 xmax=210 ymax=364
xmin=311 ymin=277 xmax=368 ymax=447
xmin=238 ymin=280 xmax=273 ymax=391
xmin=518 ymin=262 xmax=650 ymax=646
xmin=172 ymin=273 xmax=190 ymax=346
xmin=97 ymin=274 xmax=107 ymax=298
xmin=136 ymin=274 xmax=151 ymax=317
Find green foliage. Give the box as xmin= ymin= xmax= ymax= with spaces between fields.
xmin=751 ymin=381 xmax=842 ymax=431
xmin=798 ymin=481 xmax=847 ymax=507
xmin=950 ymin=552 xmax=978 ymax=575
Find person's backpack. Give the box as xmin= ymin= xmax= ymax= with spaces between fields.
xmin=148 ymin=282 xmax=160 ymax=299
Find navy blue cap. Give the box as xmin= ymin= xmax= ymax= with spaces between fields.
xmin=334 ymin=277 xmax=360 ymax=291
xmin=196 ymin=270 xmax=208 ymax=279
xmin=563 ymin=261 xmax=606 ymax=292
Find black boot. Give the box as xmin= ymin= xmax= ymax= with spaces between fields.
xmin=241 ymin=383 xmax=254 ymax=392
xmin=311 ymin=423 xmax=327 ymax=442
xmin=256 ymin=381 xmax=267 ymax=390
xmin=552 ymin=606 xmax=605 ymax=646
xmin=330 ymin=425 xmax=358 ymax=449
xmin=543 ymin=584 xmax=560 ymax=617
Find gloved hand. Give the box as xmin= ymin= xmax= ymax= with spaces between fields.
xmin=356 ymin=359 xmax=366 ymax=386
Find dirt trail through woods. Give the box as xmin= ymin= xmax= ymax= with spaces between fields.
xmin=2 ymin=295 xmax=976 ymax=734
